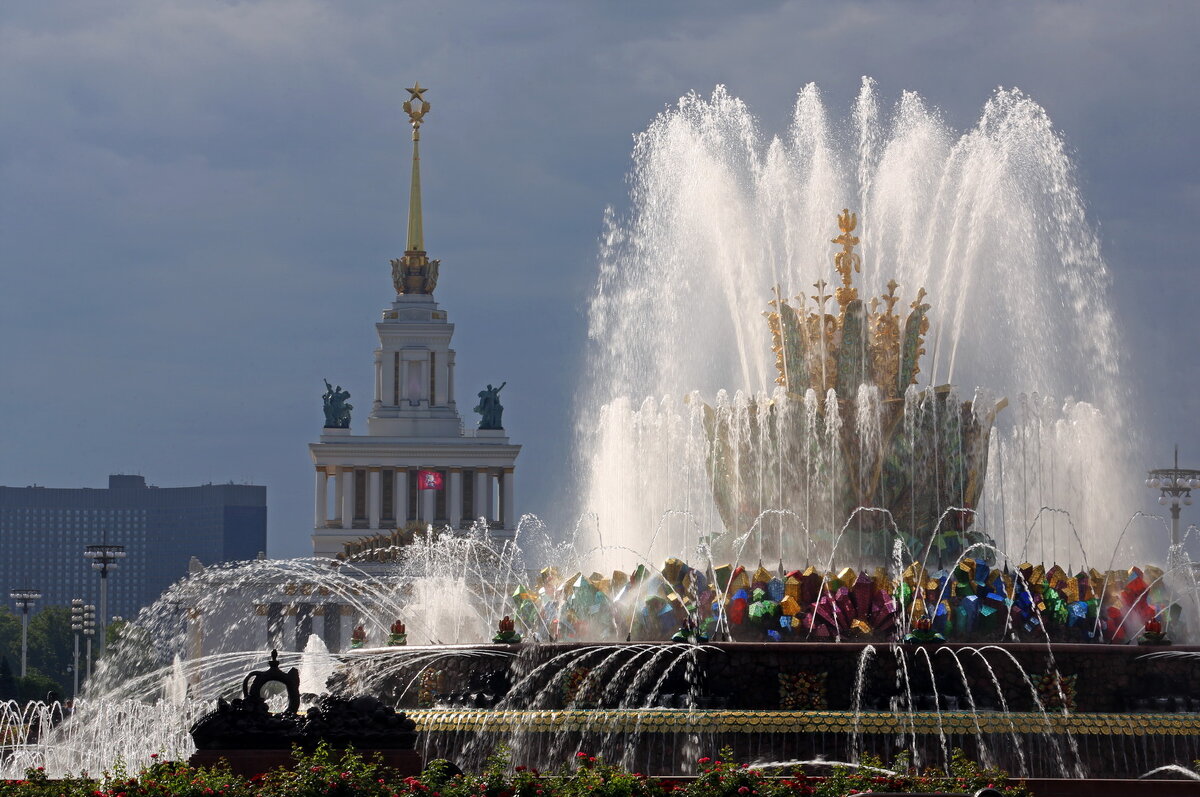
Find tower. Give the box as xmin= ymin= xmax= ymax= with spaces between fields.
xmin=310 ymin=85 xmax=521 ymax=557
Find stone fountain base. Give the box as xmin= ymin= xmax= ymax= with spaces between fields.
xmin=335 ymin=641 xmax=1200 ymax=779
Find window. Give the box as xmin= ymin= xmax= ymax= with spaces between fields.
xmin=462 ymin=470 xmax=474 ymax=526
xmin=354 ymin=470 xmax=367 ymax=521
xmin=381 ymin=470 xmax=394 ymax=522
xmin=429 ymin=352 xmax=436 ymax=406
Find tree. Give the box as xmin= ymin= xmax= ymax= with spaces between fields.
xmin=16 ymin=667 xmax=62 ymax=703
xmin=0 ymin=607 xmax=22 ymax=673
xmin=27 ymin=606 xmax=73 ymax=689
xmin=0 ymin=656 xmax=16 ymax=701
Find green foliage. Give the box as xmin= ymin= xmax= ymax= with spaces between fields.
xmin=252 ymin=742 xmax=396 ymax=797
xmin=0 ymin=746 xmax=1029 ymax=797
xmin=15 ymin=667 xmax=64 ymax=703
xmin=0 ymin=656 xmax=17 ymax=701
xmin=0 ymin=609 xmax=22 ymax=674
xmin=27 ymin=607 xmax=75 ymax=689
xmin=0 ymin=605 xmax=73 ymax=699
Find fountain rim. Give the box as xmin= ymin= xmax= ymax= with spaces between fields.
xmin=340 ymin=640 xmax=1200 ymax=656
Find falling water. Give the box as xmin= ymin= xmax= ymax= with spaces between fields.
xmin=581 ymin=79 xmax=1136 ymax=569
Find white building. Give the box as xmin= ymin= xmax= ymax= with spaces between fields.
xmin=310 ymin=85 xmax=520 ymax=557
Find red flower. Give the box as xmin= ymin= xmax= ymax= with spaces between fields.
xmin=698 ymin=757 xmax=711 ymax=764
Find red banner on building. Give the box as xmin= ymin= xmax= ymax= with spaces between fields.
xmin=417 ymin=470 xmax=444 ymax=490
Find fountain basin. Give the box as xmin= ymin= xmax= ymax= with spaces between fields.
xmin=334 ymin=641 xmax=1200 ymax=778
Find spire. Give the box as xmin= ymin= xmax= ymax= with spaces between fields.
xmin=404 ymin=82 xmax=428 ymax=252
xmin=391 ymin=83 xmax=440 ymax=296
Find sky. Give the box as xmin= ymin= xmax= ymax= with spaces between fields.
xmin=1 ymin=1 xmax=1197 ymax=560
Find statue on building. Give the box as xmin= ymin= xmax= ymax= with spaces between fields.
xmin=322 ymin=379 xmax=353 ymax=428
xmin=474 ymin=382 xmax=506 ymax=430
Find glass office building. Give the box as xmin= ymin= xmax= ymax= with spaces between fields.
xmin=0 ymin=474 xmax=266 ymax=621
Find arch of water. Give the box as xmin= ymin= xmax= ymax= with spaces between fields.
xmin=0 ymin=81 xmax=1178 ymax=781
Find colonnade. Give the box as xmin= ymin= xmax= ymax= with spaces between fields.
xmin=314 ymin=465 xmax=515 ymax=531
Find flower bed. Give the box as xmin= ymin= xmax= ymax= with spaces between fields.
xmin=0 ymin=744 xmax=1029 ymax=797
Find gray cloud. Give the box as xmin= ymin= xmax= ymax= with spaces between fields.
xmin=1 ymin=1 xmax=1196 ymax=559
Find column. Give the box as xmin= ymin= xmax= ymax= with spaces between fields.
xmin=267 ymin=603 xmax=285 ymax=650
xmin=341 ymin=469 xmax=355 ymax=530
xmin=486 ymin=472 xmax=495 ymax=524
xmin=187 ymin=608 xmax=204 ymax=686
xmin=474 ymin=470 xmax=489 ymax=523
xmin=502 ymin=467 xmax=516 ymax=530
xmin=448 ymin=469 xmax=463 ymax=529
xmin=333 ymin=467 xmax=345 ymax=526
xmin=421 ymin=484 xmax=436 ymax=526
xmin=447 ymin=351 xmax=456 ymax=406
xmin=372 ymin=349 xmax=383 ymax=409
xmin=295 ymin=603 xmax=314 ymax=651
xmin=395 ymin=469 xmax=409 ymax=524
xmin=368 ymin=468 xmax=382 ymax=529
xmin=392 ymin=352 xmax=400 ymax=406
xmin=322 ymin=604 xmax=342 ymax=652
xmin=400 ymin=360 xmax=410 ymax=404
xmin=314 ymin=467 xmax=329 ymax=528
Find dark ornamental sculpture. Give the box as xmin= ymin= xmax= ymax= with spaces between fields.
xmin=189 ymin=650 xmax=418 ymax=753
xmin=322 ymin=379 xmax=353 ymax=429
xmin=474 ymin=381 xmax=506 ymax=430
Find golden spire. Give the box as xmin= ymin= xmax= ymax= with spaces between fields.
xmin=391 ymin=83 xmax=440 ymax=295
xmin=831 ymin=208 xmax=861 ymax=310
xmin=403 ymin=83 xmax=431 ymax=253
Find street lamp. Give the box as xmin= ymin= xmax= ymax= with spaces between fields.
xmin=1146 ymin=446 xmax=1200 ymax=549
xmin=9 ymin=588 xmax=41 ymax=678
xmin=84 ymin=533 xmax=125 ymax=654
xmin=83 ymin=604 xmax=95 ymax=679
xmin=70 ymin=599 xmax=84 ymax=697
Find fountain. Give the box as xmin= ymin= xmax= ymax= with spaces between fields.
xmin=3 ymin=82 xmax=1199 ymax=790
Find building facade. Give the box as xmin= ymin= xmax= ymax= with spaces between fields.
xmin=310 ymin=84 xmax=520 ymax=557
xmin=0 ymin=474 xmax=266 ymax=621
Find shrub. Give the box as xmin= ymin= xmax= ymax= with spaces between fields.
xmin=0 ymin=746 xmax=1028 ymax=797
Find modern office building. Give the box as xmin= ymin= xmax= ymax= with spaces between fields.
xmin=0 ymin=474 xmax=266 ymax=621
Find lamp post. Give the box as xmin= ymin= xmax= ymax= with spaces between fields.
xmin=70 ymin=599 xmax=84 ymax=697
xmin=84 ymin=533 xmax=125 ymax=654
xmin=1146 ymin=446 xmax=1200 ymax=549
xmin=9 ymin=588 xmax=41 ymax=678
xmin=83 ymin=604 xmax=95 ymax=679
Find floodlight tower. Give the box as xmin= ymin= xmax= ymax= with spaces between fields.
xmin=70 ymin=598 xmax=84 ymax=697
xmin=83 ymin=604 xmax=95 ymax=678
xmin=1147 ymin=446 xmax=1200 ymax=549
xmin=9 ymin=588 xmax=41 ymax=677
xmin=84 ymin=531 xmax=126 ymax=654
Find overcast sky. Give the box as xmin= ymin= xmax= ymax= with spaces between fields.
xmin=1 ymin=1 xmax=1196 ymax=560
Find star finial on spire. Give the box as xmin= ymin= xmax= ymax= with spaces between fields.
xmin=403 ymin=83 xmax=431 ymax=138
